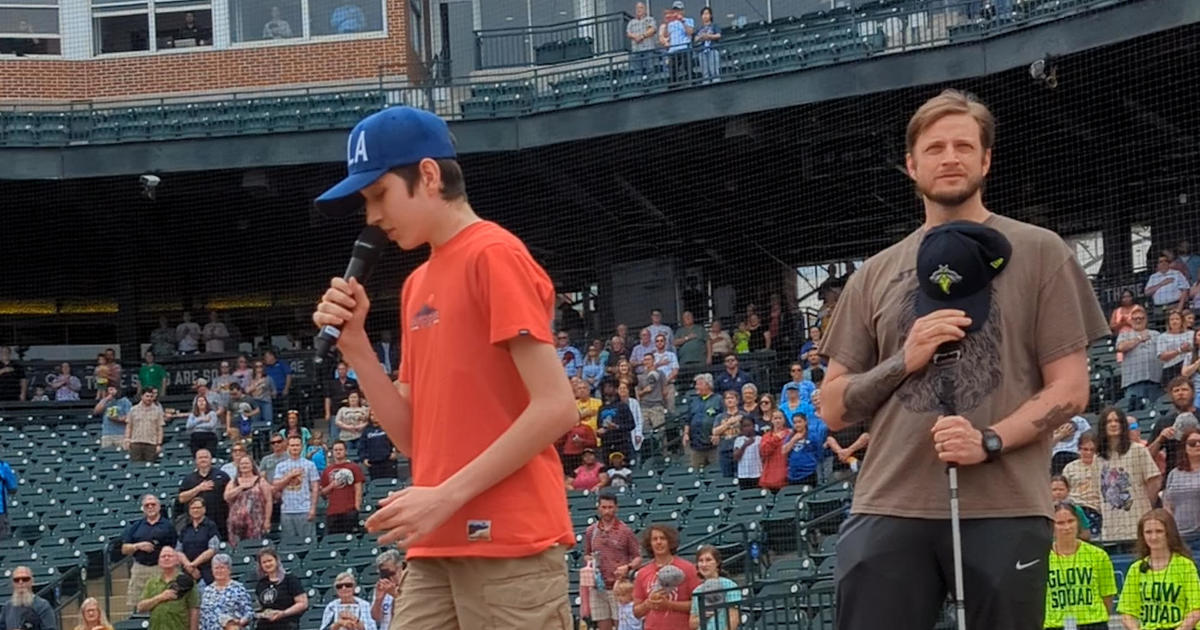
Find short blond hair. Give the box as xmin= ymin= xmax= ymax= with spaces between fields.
xmin=906 ymin=89 xmax=995 ymax=155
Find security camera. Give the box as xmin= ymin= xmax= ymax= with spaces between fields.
xmin=1030 ymin=55 xmax=1058 ymax=89
xmin=140 ymin=174 xmax=160 ymax=200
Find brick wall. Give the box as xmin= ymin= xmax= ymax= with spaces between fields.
xmin=0 ymin=0 xmax=409 ymax=100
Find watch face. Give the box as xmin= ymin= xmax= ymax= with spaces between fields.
xmin=984 ymin=432 xmax=1003 ymax=452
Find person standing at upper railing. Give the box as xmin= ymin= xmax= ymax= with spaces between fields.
xmin=627 ymin=2 xmax=658 ymax=77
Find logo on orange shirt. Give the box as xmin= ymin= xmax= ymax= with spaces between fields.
xmin=410 ymin=304 xmax=440 ymax=331
xmin=467 ymin=520 xmax=492 ymax=542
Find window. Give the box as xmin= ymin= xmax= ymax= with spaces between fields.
xmin=0 ymin=1 xmax=61 ymax=55
xmin=92 ymin=0 xmax=211 ymax=54
xmin=1065 ymin=231 xmax=1104 ymax=278
xmin=228 ymin=0 xmax=382 ymax=44
xmin=795 ymin=260 xmax=863 ymax=313
xmin=1131 ymin=224 xmax=1152 ymax=273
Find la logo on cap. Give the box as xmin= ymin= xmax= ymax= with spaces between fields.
xmin=347 ymin=128 xmax=369 ymax=166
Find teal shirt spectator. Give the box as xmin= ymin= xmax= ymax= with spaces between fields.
xmin=101 ymin=396 xmax=133 ymax=437
xmin=687 ymin=392 xmax=723 ymax=451
xmin=0 ymin=460 xmax=18 ymax=516
xmin=691 ymin=577 xmax=741 ymax=630
xmin=666 ymin=16 xmax=695 ymax=53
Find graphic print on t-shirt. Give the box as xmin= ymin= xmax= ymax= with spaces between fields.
xmin=892 ymin=283 xmax=1004 ymax=414
xmin=1102 ymin=466 xmax=1134 ymax=511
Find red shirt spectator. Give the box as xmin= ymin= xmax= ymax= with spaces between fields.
xmin=321 ymin=449 xmax=365 ymax=516
xmin=633 ymin=525 xmax=700 ymax=630
xmin=758 ymin=410 xmax=791 ymax=490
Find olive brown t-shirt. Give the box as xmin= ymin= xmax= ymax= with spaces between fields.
xmin=820 ymin=213 xmax=1109 ymax=520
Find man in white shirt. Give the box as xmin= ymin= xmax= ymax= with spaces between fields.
xmin=202 ymin=311 xmax=230 ymax=354
xmin=176 ymin=312 xmax=202 ymax=355
xmin=1145 ymin=253 xmax=1190 ymax=310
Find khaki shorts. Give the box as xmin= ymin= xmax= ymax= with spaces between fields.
xmin=128 ymin=561 xmax=158 ymax=608
xmin=100 ymin=434 xmax=124 ymax=449
xmin=391 ymin=545 xmax=572 ymax=630
xmin=690 ymin=448 xmax=719 ymax=469
xmin=642 ymin=406 xmax=666 ymax=430
xmin=587 ymin=588 xmax=619 ymax=621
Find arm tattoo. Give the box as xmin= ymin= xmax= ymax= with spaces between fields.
xmin=1030 ymin=401 xmax=1081 ymax=432
xmin=843 ymin=350 xmax=909 ymax=425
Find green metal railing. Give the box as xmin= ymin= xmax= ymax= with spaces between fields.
xmin=0 ymin=0 xmax=1131 ymax=148
xmin=475 ymin=11 xmax=633 ymax=69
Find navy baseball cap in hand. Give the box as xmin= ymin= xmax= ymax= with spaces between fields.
xmin=915 ymin=220 xmax=1012 ymax=332
xmin=314 ymin=106 xmax=457 ymax=217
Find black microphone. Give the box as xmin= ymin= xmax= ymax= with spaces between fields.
xmin=314 ymin=226 xmax=389 ymax=364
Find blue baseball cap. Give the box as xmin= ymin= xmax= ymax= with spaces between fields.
xmin=314 ymin=106 xmax=457 ymax=217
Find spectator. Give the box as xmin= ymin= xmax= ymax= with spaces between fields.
xmin=271 ymin=436 xmax=319 ymax=545
xmin=607 ymin=451 xmax=634 ymax=488
xmin=219 ymin=443 xmax=247 ymax=478
xmin=633 ymin=524 xmax=700 ymax=629
xmin=177 ymin=449 xmax=230 ymax=543
xmin=758 ymin=410 xmax=790 ymax=492
xmin=692 ymin=7 xmax=721 ymax=83
xmin=29 ymin=387 xmax=46 ymax=402
xmin=49 ymin=362 xmax=81 ymax=401
xmin=731 ymin=322 xmax=750 ymax=355
xmin=616 ymin=382 xmax=645 ymax=457
xmin=1116 ymin=510 xmax=1200 ymax=629
xmin=745 ymin=313 xmax=768 ymax=351
xmin=785 ymin=413 xmax=826 ymax=487
xmin=202 ymin=311 xmax=230 ymax=354
xmin=176 ymin=498 xmax=221 ymax=586
xmin=560 ymin=412 xmax=598 ymax=475
xmin=248 ymin=361 xmax=277 ymax=432
xmin=324 ymin=361 xmax=358 ymax=432
xmin=139 ymin=351 xmax=168 ymax=397
xmin=225 ymin=384 xmax=260 ymax=445
xmin=712 ymin=391 xmax=744 ymax=479
xmin=93 ymin=354 xmax=111 ymax=398
xmin=186 ymin=396 xmax=222 ymax=455
xmin=320 ymin=441 xmax=365 ymax=535
xmin=150 ymin=316 xmax=176 ymax=358
xmin=262 ymin=5 xmax=292 ymax=38
xmin=557 ymin=332 xmax=584 ymax=378
xmin=569 ymin=449 xmax=608 ymax=492
xmin=231 ymin=356 xmax=252 ymax=390
xmin=1163 ymin=427 xmax=1200 ymax=535
xmin=637 ymin=354 xmax=667 ymax=433
xmin=1145 ymin=253 xmax=1190 ymax=312
xmin=358 ymin=412 xmax=397 ymax=480
xmin=252 ymin=548 xmax=308 ymax=630
xmin=211 ymin=361 xmax=238 ymax=411
xmin=223 ymin=456 xmax=272 ymax=548
xmin=1148 ymin=377 xmax=1199 ymax=472
xmin=1063 ymin=431 xmax=1104 ymax=539
xmin=583 ymin=492 xmax=642 ymax=630
xmin=615 ymin=578 xmax=640 ymax=630
xmin=0 ymin=445 xmax=17 ymax=542
xmin=647 ymin=309 xmax=673 ymax=348
xmin=126 ymin=390 xmax=165 ymax=462
xmin=369 ymin=550 xmax=403 ymax=630
xmin=673 ymin=311 xmax=708 ymax=367
xmin=121 ymin=494 xmax=178 ymax=609
xmin=1043 ymin=501 xmax=1116 ymax=630
xmin=1049 ymin=476 xmax=1093 ymax=538
xmin=373 ymin=330 xmax=397 ymax=377
xmin=1097 ymin=407 xmax=1160 ymax=541
xmin=191 ymin=379 xmax=225 ymax=419
xmin=738 ymin=384 xmax=761 ymax=426
xmin=683 ymin=374 xmax=722 ymax=469
xmin=658 ymin=1 xmax=694 ymax=84
xmin=73 ymin=596 xmax=112 ymax=630
xmin=732 ymin=417 xmax=762 ymax=490
xmin=689 ymin=545 xmax=739 ymax=630
xmin=95 ymin=385 xmax=132 ymax=449
xmin=605 ymin=336 xmax=630 ymax=377
xmin=262 ymin=350 xmax=292 ymax=414
xmin=198 ymin=554 xmax=253 ymax=630
xmin=575 ymin=378 xmax=602 ymax=439
xmin=0 ymin=348 xmax=25 ymax=403
xmin=626 ymin=2 xmax=657 ymax=76
xmin=652 ymin=334 xmax=679 ymax=411
xmin=1158 ymin=310 xmax=1194 ymax=382
xmin=1110 ymin=289 xmax=1138 ymax=338
xmin=825 ymin=420 xmax=868 ymax=481
xmin=714 ymin=356 xmax=752 ymax=395
xmin=277 ymin=410 xmax=311 ymax=449
xmin=320 ymin=571 xmax=375 ymax=630
xmin=1183 ymin=329 xmax=1200 ymax=407
xmin=306 ymin=431 xmax=328 ymax=473
xmin=1116 ymin=306 xmax=1162 ymax=411
xmin=630 ymin=329 xmax=655 ymax=372
xmin=582 ymin=345 xmax=606 ymax=394
xmin=708 ymin=320 xmax=732 ymax=363
xmin=177 ymin=312 xmax=202 ymax=355
xmin=615 ymin=358 xmax=638 ymax=393
xmin=778 ymin=382 xmax=806 ymax=427
xmin=1179 ymin=240 xmax=1200 ymax=283
xmin=598 ymin=380 xmax=636 ymax=463
xmin=1050 ymin=414 xmax=1093 ymax=475
xmin=615 ymin=324 xmax=635 ymax=353
xmin=0 ymin=566 xmax=56 ymax=630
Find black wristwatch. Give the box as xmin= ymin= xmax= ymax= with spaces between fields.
xmin=981 ymin=428 xmax=1003 ymax=463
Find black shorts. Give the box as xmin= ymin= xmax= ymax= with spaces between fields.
xmin=835 ymin=514 xmax=1052 ymax=630
xmin=326 ymin=510 xmax=359 ymax=535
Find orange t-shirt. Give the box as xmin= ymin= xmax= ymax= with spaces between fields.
xmin=398 ymin=220 xmax=574 ymax=559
